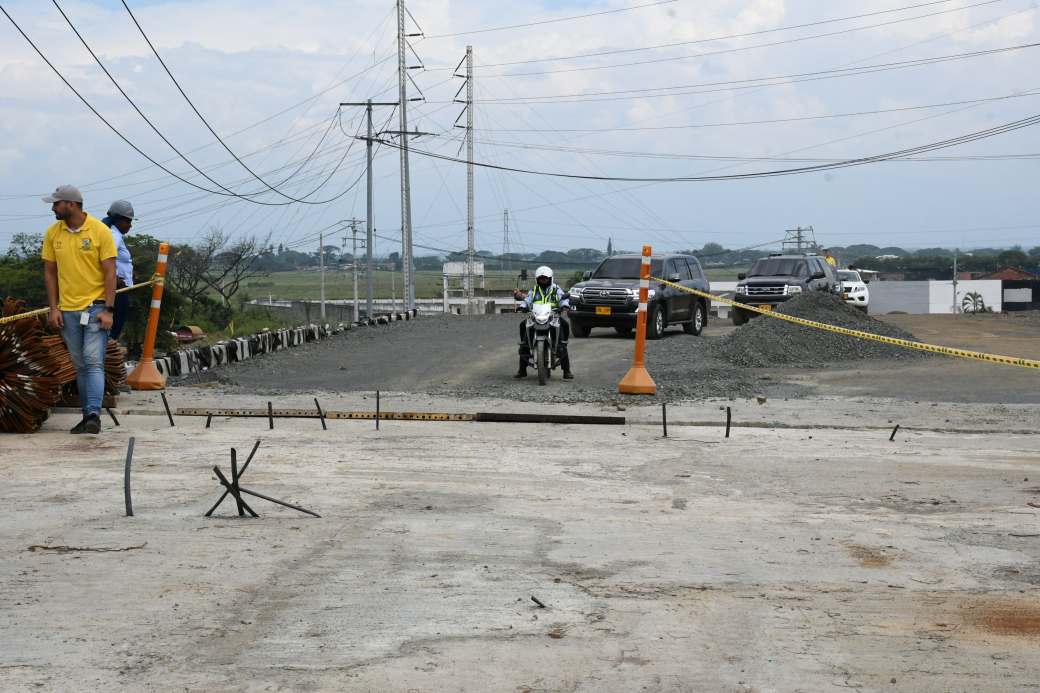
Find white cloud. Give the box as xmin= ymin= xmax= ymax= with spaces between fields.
xmin=0 ymin=0 xmax=1038 ymax=253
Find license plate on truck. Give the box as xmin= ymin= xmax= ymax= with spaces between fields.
xmin=596 ymin=306 xmax=611 ymax=315
xmin=759 ymin=305 xmax=772 ymax=311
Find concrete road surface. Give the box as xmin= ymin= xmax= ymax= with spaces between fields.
xmin=2 ymin=391 xmax=1038 ymax=691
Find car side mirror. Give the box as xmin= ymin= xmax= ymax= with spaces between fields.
xmin=668 ymin=273 xmax=682 ymax=282
xmin=863 ymin=278 xmax=870 ymax=284
xmin=582 ymin=271 xmax=592 ymax=281
xmin=812 ymin=270 xmax=825 ymax=279
xmin=737 ymin=273 xmax=746 ymax=280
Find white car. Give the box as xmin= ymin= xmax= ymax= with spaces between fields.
xmin=837 ymin=270 xmax=870 ymax=313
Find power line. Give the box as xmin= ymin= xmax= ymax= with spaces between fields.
xmin=433 ymin=0 xmax=971 ymax=69
xmin=119 ymin=0 xmax=339 ymax=204
xmin=0 ymin=4 xmax=368 ymax=207
xmin=464 ymin=43 xmax=1040 ymax=104
xmin=422 ymin=0 xmax=676 ymax=39
xmin=373 ymin=112 xmax=1040 ymax=182
xmin=466 ymin=0 xmax=1003 ymax=77
xmin=464 ymin=93 xmax=1040 ymax=133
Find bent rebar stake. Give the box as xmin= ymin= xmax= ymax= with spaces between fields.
xmin=160 ymin=393 xmax=175 ymax=426
xmin=205 ymin=440 xmax=320 ymax=518
xmin=205 ymin=440 xmax=260 ymax=517
xmin=124 ymin=437 xmax=135 ymax=517
xmin=314 ymin=398 xmax=327 ymax=431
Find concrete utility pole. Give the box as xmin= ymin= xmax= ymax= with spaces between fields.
xmin=351 ymin=218 xmax=360 ymax=323
xmin=466 ymin=45 xmax=475 ymax=315
xmin=952 ymin=248 xmax=960 ymax=312
xmin=391 ymin=263 xmax=396 ymax=313
xmin=397 ymin=0 xmax=415 ymax=310
xmin=502 ymin=208 xmax=509 ymax=271
xmin=319 ymin=230 xmax=325 ymax=320
xmin=341 ymin=100 xmax=397 ymax=319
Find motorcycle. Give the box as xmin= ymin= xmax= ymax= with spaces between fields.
xmin=519 ymin=298 xmax=568 ymax=386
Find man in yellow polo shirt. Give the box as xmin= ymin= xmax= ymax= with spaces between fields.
xmin=41 ymin=185 xmax=117 ymax=435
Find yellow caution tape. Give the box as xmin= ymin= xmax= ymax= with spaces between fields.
xmin=653 ymin=277 xmax=1040 ymax=371
xmin=0 ymin=277 xmax=158 ymax=325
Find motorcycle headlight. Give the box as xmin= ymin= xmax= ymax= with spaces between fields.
xmin=534 ymin=313 xmax=550 ymax=325
xmin=736 ymin=286 xmax=747 ymax=295
xmin=787 ymin=285 xmax=803 ymax=295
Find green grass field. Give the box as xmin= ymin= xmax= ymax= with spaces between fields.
xmin=235 ymin=266 xmax=750 ymax=301
xmin=239 ymin=269 xmax=528 ymax=301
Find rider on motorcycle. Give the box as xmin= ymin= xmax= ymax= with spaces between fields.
xmin=512 ymin=265 xmax=573 ymax=380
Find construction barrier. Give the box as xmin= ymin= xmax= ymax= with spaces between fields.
xmin=618 ymin=245 xmax=657 ymax=394
xmin=655 ymin=277 xmax=1040 ymax=371
xmin=125 ymin=243 xmax=168 ymax=390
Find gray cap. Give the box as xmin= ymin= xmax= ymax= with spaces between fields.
xmin=107 ymin=200 xmax=136 ymax=220
xmin=42 ymin=185 xmax=83 ymax=204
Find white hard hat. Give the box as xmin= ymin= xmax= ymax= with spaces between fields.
xmin=535 ymin=265 xmax=553 ymax=281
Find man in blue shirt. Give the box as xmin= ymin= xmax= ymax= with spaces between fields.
xmin=511 ymin=265 xmax=573 ymax=379
xmin=103 ymin=200 xmax=136 ymax=342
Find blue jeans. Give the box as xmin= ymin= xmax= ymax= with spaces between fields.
xmin=60 ymin=304 xmax=109 ymax=417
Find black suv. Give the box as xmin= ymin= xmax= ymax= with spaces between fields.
xmin=731 ymin=252 xmax=842 ymax=325
xmin=568 ymin=253 xmax=711 ymax=339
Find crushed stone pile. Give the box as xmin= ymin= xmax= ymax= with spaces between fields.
xmin=704 ymin=291 xmax=936 ymax=368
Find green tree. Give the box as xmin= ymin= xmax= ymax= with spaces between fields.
xmin=997 ymin=249 xmax=1029 ymax=268
xmin=5 ymin=232 xmax=44 ymax=260
xmin=699 ymin=242 xmax=727 ymax=257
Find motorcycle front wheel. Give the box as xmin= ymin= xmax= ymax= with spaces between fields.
xmin=536 ymin=341 xmax=548 ymax=386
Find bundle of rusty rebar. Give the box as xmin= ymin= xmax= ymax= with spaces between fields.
xmin=0 ymin=298 xmax=63 ymax=433
xmin=1 ymin=298 xmax=127 ymax=433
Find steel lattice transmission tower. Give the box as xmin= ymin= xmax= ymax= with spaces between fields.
xmin=465 ymin=45 xmax=474 ymax=314
xmin=397 ymin=0 xmax=416 ymax=309
xmin=782 ymin=226 xmax=818 ymax=253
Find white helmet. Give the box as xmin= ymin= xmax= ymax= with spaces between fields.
xmin=535 ymin=265 xmax=553 ymax=281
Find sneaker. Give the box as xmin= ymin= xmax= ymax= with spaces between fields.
xmin=513 ymin=369 xmax=527 ymax=379
xmin=70 ymin=417 xmax=89 ymax=435
xmin=563 ymin=370 xmax=575 ymax=380
xmin=84 ymin=413 xmax=102 ymax=434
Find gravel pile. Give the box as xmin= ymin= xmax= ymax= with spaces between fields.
xmin=704 ymin=291 xmax=935 ymax=368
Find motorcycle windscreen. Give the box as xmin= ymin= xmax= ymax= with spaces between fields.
xmin=531 ymin=304 xmax=553 ymax=324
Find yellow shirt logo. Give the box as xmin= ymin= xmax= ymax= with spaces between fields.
xmin=80 ymin=238 xmax=93 ymax=251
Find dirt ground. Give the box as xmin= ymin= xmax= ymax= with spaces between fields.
xmin=201 ymin=311 xmax=1040 ymax=405
xmin=2 ymin=312 xmax=1039 ymax=691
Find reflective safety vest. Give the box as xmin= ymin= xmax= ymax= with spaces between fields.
xmin=532 ymin=283 xmax=559 ymax=307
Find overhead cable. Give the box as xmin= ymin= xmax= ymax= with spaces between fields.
xmin=462 ymin=0 xmax=1002 ymax=77
xmin=466 ymin=43 xmax=1040 ymax=104
xmin=433 ymin=0 xmax=969 ymax=69
xmin=119 ymin=0 xmax=340 ymax=203
xmin=423 ymin=0 xmax=676 ymax=39
xmin=373 ymin=113 xmax=1040 ymax=182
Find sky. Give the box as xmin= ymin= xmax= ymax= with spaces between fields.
xmin=1 ymin=0 xmax=1039 ymax=260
